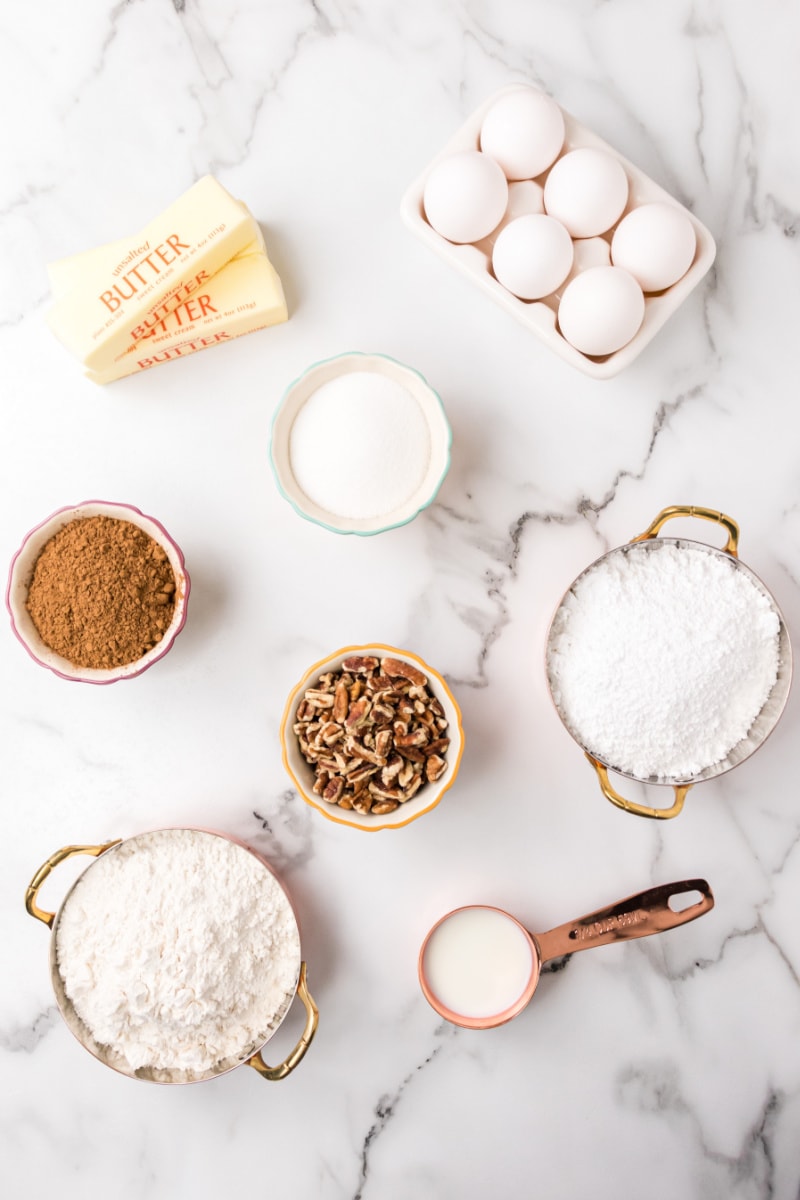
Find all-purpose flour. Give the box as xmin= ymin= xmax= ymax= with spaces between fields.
xmin=55 ymin=829 xmax=301 ymax=1075
xmin=547 ymin=542 xmax=781 ymax=779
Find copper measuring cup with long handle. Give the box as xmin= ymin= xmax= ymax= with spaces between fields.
xmin=419 ymin=878 xmax=714 ymax=1029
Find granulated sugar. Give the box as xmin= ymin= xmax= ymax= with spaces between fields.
xmin=55 ymin=829 xmax=301 ymax=1076
xmin=547 ymin=541 xmax=781 ymax=779
xmin=288 ymin=372 xmax=431 ymax=519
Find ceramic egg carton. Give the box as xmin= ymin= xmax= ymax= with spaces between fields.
xmin=400 ymin=84 xmax=716 ymax=380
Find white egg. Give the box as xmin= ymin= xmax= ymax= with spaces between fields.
xmin=611 ymin=202 xmax=697 ymax=292
xmin=492 ymin=214 xmax=574 ymax=300
xmin=544 ymin=148 xmax=629 ymax=238
xmin=480 ymin=88 xmax=565 ymax=180
xmin=558 ymin=266 xmax=645 ymax=356
xmin=423 ymin=151 xmax=508 ymax=244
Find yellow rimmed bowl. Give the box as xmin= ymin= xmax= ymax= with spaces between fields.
xmin=6 ymin=500 xmax=190 ymax=683
xmin=545 ymin=505 xmax=792 ymax=819
xmin=280 ymin=643 xmax=464 ymax=830
xmin=25 ymin=828 xmax=318 ymax=1084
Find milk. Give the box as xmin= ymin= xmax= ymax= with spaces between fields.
xmin=422 ymin=907 xmax=535 ymax=1020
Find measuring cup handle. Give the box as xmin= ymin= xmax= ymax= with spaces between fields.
xmin=535 ymin=879 xmax=714 ymax=964
xmin=247 ymin=962 xmax=319 ymax=1081
xmin=631 ymin=505 xmax=740 ymax=557
xmin=587 ymin=754 xmax=691 ymax=820
xmin=25 ymin=841 xmax=121 ymax=927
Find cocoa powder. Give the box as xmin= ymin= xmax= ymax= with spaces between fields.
xmin=25 ymin=516 xmax=177 ymax=669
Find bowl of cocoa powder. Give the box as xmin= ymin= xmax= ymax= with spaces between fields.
xmin=280 ymin=644 xmax=464 ymax=831
xmin=6 ymin=501 xmax=190 ymax=683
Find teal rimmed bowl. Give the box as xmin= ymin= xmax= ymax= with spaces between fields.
xmin=269 ymin=352 xmax=451 ymax=535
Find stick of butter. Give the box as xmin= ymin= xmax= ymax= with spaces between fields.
xmin=46 ymin=176 xmax=257 ymax=371
xmin=47 ymin=209 xmax=265 ymax=299
xmin=83 ymin=251 xmax=288 ymax=384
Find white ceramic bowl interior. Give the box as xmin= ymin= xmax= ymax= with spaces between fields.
xmin=270 ymin=352 xmax=452 ymax=535
xmin=280 ymin=643 xmax=464 ymax=830
xmin=6 ymin=500 xmax=190 ymax=683
xmin=401 ymin=84 xmax=716 ymax=379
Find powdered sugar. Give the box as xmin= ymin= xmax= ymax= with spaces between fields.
xmin=55 ymin=829 xmax=301 ymax=1077
xmin=547 ymin=541 xmax=781 ymax=779
xmin=288 ymin=372 xmax=431 ymax=519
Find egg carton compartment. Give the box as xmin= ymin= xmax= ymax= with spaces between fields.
xmin=400 ymin=85 xmax=716 ymax=380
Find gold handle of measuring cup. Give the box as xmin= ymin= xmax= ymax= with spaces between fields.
xmin=25 ymin=841 xmax=122 ymax=927
xmin=587 ymin=755 xmax=691 ymax=820
xmin=631 ymin=505 xmax=740 ymax=557
xmin=247 ymin=962 xmax=319 ymax=1081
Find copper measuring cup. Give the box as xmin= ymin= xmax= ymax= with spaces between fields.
xmin=25 ymin=829 xmax=319 ymax=1084
xmin=545 ymin=505 xmax=793 ymax=819
xmin=419 ymin=879 xmax=713 ymax=1029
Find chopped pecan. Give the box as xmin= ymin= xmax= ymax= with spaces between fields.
xmin=321 ymin=722 xmax=344 ymax=746
xmin=374 ymin=729 xmax=392 ymax=759
xmin=323 ymin=776 xmax=344 ymax=804
xmin=426 ymin=755 xmax=447 ymax=782
xmin=345 ymin=697 xmax=371 ymax=729
xmin=395 ymin=727 xmax=429 ymax=749
xmin=342 ymin=655 xmax=380 ymax=673
xmin=399 ymin=772 xmax=425 ymax=801
xmin=333 ymin=680 xmax=349 ymax=722
xmin=381 ymin=657 xmax=428 ymax=688
xmin=344 ymin=735 xmax=386 ymax=766
xmin=381 ymin=753 xmax=404 ymax=784
xmin=424 ymin=737 xmax=451 ymax=757
xmin=371 ymin=801 xmax=399 ymax=815
xmin=368 ymin=781 xmax=403 ymax=801
xmin=304 ymin=689 xmax=335 ymax=709
xmin=352 ymin=792 xmax=373 ymax=815
xmin=312 ymin=770 xmax=329 ymax=795
xmin=398 ymin=760 xmax=416 ymax=789
xmin=346 ymin=763 xmax=379 ymax=785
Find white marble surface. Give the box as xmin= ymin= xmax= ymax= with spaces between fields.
xmin=2 ymin=1 xmax=800 ymax=1196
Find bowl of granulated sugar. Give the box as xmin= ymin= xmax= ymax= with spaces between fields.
xmin=545 ymin=505 xmax=792 ymax=820
xmin=6 ymin=500 xmax=190 ymax=683
xmin=269 ymin=352 xmax=451 ymax=535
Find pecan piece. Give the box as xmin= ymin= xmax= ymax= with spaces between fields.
xmin=344 ymin=736 xmax=386 ymax=767
xmin=371 ymin=801 xmax=399 ymax=815
xmin=352 ymin=792 xmax=373 ymax=815
xmin=426 ymin=755 xmax=447 ymax=782
xmin=368 ymin=781 xmax=403 ymax=801
xmin=333 ymin=680 xmax=349 ymax=722
xmin=346 ymin=763 xmax=379 ymax=785
xmin=374 ymin=729 xmax=393 ymax=759
xmin=381 ymin=753 xmax=404 ymax=785
xmin=395 ymin=727 xmax=429 ymax=749
xmin=304 ymin=689 xmax=335 ymax=709
xmin=342 ymin=655 xmax=380 ymax=674
xmin=312 ymin=770 xmax=329 ymax=796
xmin=398 ymin=760 xmax=416 ymax=788
xmin=345 ymin=697 xmax=371 ymax=729
xmin=381 ymin=657 xmax=428 ymax=688
xmin=424 ymin=737 xmax=451 ymax=757
xmin=323 ymin=776 xmax=345 ymax=804
xmin=399 ymin=772 xmax=425 ymax=802
xmin=320 ymin=722 xmax=344 ymax=746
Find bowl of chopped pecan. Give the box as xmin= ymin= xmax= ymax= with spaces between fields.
xmin=280 ymin=644 xmax=464 ymax=830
